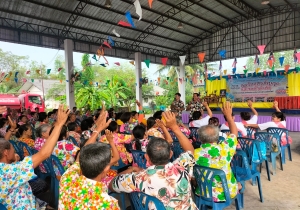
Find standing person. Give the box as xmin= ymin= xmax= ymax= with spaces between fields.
xmin=171 ymin=93 xmax=185 ymax=117
xmin=186 ymin=93 xmax=204 ymax=119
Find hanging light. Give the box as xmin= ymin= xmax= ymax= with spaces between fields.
xmin=177 ymin=22 xmax=183 ymax=29
xmin=105 ymin=0 xmax=111 ymax=8
xmin=261 ymin=0 xmax=270 ymax=4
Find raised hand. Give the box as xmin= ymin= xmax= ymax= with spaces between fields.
xmin=273 ymin=101 xmax=278 ymax=108
xmin=222 ymin=101 xmax=233 ymax=118
xmin=162 ymin=111 xmax=177 ymax=130
xmin=56 ymin=105 xmax=70 ymax=126
xmin=7 ymin=116 xmax=17 ymax=129
xmin=202 ymin=101 xmax=208 ymax=107
xmin=155 ymin=119 xmax=166 ymax=128
xmin=96 ymin=111 xmax=111 ymax=131
xmin=247 ymin=100 xmax=253 ymax=107
xmin=105 ymin=129 xmax=114 ymax=143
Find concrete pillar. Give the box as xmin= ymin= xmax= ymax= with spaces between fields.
xmin=178 ymin=62 xmax=186 ymax=105
xmin=64 ymin=39 xmax=75 ymax=109
xmin=135 ymin=52 xmax=142 ymax=110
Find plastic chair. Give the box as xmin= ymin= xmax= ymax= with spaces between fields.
xmin=18 ymin=142 xmax=36 ymax=156
xmin=171 ymin=140 xmax=184 ymax=161
xmin=232 ymin=149 xmax=263 ymax=203
xmin=0 ymin=203 xmax=7 ymax=210
xmin=129 ymin=191 xmax=166 ymax=210
xmin=266 ymin=127 xmax=292 ymax=164
xmin=246 ymin=127 xmax=258 ymax=138
xmin=131 ymin=150 xmax=147 ymax=169
xmin=189 ymin=127 xmax=199 ymax=142
xmin=221 ymin=130 xmax=242 ymax=137
xmin=218 ymin=136 xmax=225 ymax=144
xmin=68 ymin=136 xmax=79 ymax=147
xmin=9 ymin=140 xmax=24 ymax=160
xmin=193 ymin=165 xmax=242 ymax=210
xmin=238 ymin=137 xmax=270 ymax=182
xmin=255 ymin=132 xmax=283 ymax=175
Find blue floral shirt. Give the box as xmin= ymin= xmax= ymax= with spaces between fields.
xmin=0 ymin=156 xmax=37 ymax=210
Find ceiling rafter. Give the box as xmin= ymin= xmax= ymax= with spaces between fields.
xmin=214 ymin=0 xmax=248 ymax=19
xmin=225 ymin=0 xmax=261 ymax=18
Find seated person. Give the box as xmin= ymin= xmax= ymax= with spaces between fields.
xmin=245 ymin=101 xmax=292 ymax=145
xmin=109 ymin=112 xmax=197 ymax=210
xmin=194 ymin=101 xmax=240 ymax=202
xmin=147 ymin=117 xmax=166 ymax=139
xmin=176 ymin=117 xmax=191 ymax=137
xmin=59 ymin=112 xmax=121 ymax=209
xmin=220 ymin=113 xmax=247 ymax=137
xmin=16 ymin=124 xmax=35 ymax=156
xmin=0 ymin=105 xmax=69 ymax=209
xmin=240 ymin=100 xmax=258 ymax=124
xmin=153 ymin=110 xmax=163 ymax=120
xmin=131 ymin=111 xmax=139 ymax=122
xmin=208 ymin=117 xmax=227 ymax=138
xmin=67 ymin=122 xmax=81 ymax=146
xmin=0 ymin=118 xmax=8 ymax=137
xmin=18 ymin=115 xmax=28 ymax=125
xmin=120 ymin=101 xmax=144 ymax=133
xmin=35 ymin=112 xmax=49 ymax=129
xmin=188 ymin=102 xmax=212 ymax=128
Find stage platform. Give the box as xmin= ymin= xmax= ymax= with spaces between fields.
xmin=181 ymin=111 xmax=300 ymax=132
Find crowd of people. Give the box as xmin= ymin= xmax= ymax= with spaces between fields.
xmin=0 ymin=92 xmax=293 ymax=209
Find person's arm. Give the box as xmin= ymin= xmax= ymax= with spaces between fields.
xmin=245 ymin=124 xmax=259 ymax=128
xmin=247 ymin=100 xmax=258 ymax=116
xmin=31 ymin=105 xmax=69 ymax=168
xmin=222 ymin=102 xmax=238 ymax=137
xmin=4 ymin=116 xmax=17 ymax=141
xmin=106 ymin=130 xmax=120 ymax=166
xmin=114 ymin=166 xmax=143 ymax=176
xmin=163 ymin=112 xmax=194 ymax=154
xmin=136 ymin=100 xmax=144 ymax=123
xmin=274 ymin=101 xmax=281 ymax=112
xmin=156 ymin=119 xmax=173 ymax=144
xmin=203 ymin=101 xmax=212 ymax=117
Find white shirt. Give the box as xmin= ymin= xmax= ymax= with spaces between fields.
xmin=219 ymin=131 xmax=227 ymax=138
xmin=246 ymin=115 xmax=258 ymax=124
xmin=220 ymin=122 xmax=247 ymax=137
xmin=189 ymin=116 xmax=210 ymax=128
xmin=258 ymin=121 xmax=286 ymax=130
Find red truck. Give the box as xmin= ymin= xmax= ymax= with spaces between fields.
xmin=0 ymin=93 xmax=45 ymax=112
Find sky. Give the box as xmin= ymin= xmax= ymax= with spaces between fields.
xmin=0 ymin=41 xmax=250 ymax=79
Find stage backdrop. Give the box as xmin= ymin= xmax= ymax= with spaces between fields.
xmin=226 ymin=76 xmax=287 ymax=103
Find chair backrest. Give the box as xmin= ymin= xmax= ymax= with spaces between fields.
xmin=193 ymin=165 xmax=232 ymax=205
xmin=0 ymin=203 xmax=7 ymax=210
xmin=68 ymin=136 xmax=79 ymax=147
xmin=218 ymin=136 xmax=225 ymax=144
xmin=255 ymin=132 xmax=281 ymax=154
xmin=231 ymin=150 xmax=252 ymax=182
xmin=171 ymin=140 xmax=184 ymax=161
xmin=9 ymin=140 xmax=24 ymax=160
xmin=50 ymin=155 xmax=66 ymax=175
xmin=266 ymin=127 xmax=289 ymax=146
xmin=238 ymin=137 xmax=266 ymax=164
xmin=111 ymin=158 xmax=129 ymax=171
xmin=129 ymin=191 xmax=166 ymax=210
xmin=189 ymin=127 xmax=199 ymax=142
xmin=246 ymin=127 xmax=258 ymax=138
xmin=221 ymin=130 xmax=242 ymax=137
xmin=131 ymin=150 xmax=147 ymax=169
xmin=18 ymin=142 xmax=35 ymax=156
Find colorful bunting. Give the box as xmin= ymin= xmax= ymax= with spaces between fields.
xmin=161 ymin=57 xmax=168 ymax=66
xmin=219 ymin=60 xmax=222 ymax=71
xmin=255 ymin=68 xmax=260 ymax=74
xmin=100 ymin=64 xmax=106 ymax=67
xmin=13 ymin=77 xmax=18 ymax=83
xmin=134 ymin=0 xmax=142 ymax=21
xmin=263 ymin=71 xmax=267 ymax=76
xmin=108 ymin=36 xmax=115 ymax=47
xmin=46 ymin=69 xmax=51 ymax=75
xmin=218 ymin=50 xmax=226 ymax=58
xmin=112 ymin=29 xmax=120 ymax=37
xmin=118 ymin=20 xmax=132 ymax=27
xmin=31 ymin=79 xmax=34 ymax=82
xmin=144 ymin=59 xmax=150 ymax=68
xmin=9 ymin=72 xmax=12 ymax=77
xmin=243 ymin=65 xmax=246 ymax=69
xmin=179 ymin=55 xmax=186 ymax=65
xmin=22 ymin=78 xmax=27 ymax=83
xmin=114 ymin=62 xmax=120 ymax=66
xmin=257 ymin=45 xmax=266 ymax=55
xmin=14 ymin=72 xmax=19 ymax=78
xmin=36 ymin=70 xmax=40 ymax=74
xmin=279 ymin=56 xmax=284 ymax=67
xmin=223 ymin=70 xmax=227 ymax=75
xmin=129 ymin=60 xmax=135 ymax=66
xmin=125 ymin=11 xmax=136 ymax=28
xmin=92 ymin=54 xmax=98 ymax=62
xmin=243 ymin=69 xmax=248 ymax=75
xmin=293 ymin=49 xmax=298 ymax=63
xmin=198 ymin=52 xmax=205 ymax=63
xmin=26 ymin=70 xmax=30 ymax=74
xmin=284 ymin=65 xmax=290 ymax=72
xmin=5 ymin=78 xmax=9 ymax=82
xmin=97 ymin=48 xmax=104 ymax=57
xmin=296 ymin=53 xmax=300 ymax=64
xmin=148 ymin=0 xmax=153 ymax=8
xmin=103 ymin=41 xmax=112 ymax=49
xmin=254 ymin=55 xmax=260 ymax=68
xmin=58 ymin=68 xmax=63 ymax=72
xmin=268 ymin=60 xmax=273 ymax=68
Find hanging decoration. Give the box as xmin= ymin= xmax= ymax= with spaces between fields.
xmin=22 ymin=78 xmax=27 ymax=83
xmin=144 ymin=59 xmax=150 ymax=68
xmin=92 ymin=54 xmax=98 ymax=61
xmin=255 ymin=68 xmax=260 ymax=74
xmin=243 ymin=65 xmax=246 ymax=69
xmin=179 ymin=55 xmax=186 ymax=65
xmin=279 ymin=56 xmax=284 ymax=67
xmin=232 ymin=58 xmax=237 ymax=74
xmin=5 ymin=78 xmax=9 ymax=82
xmin=148 ymin=0 xmax=153 ymax=8
xmin=218 ymin=50 xmax=226 ymax=58
xmin=114 ymin=62 xmax=120 ymax=66
xmin=133 ymin=0 xmax=142 ymax=20
xmin=243 ymin=69 xmax=248 ymax=75
xmin=204 ymin=63 xmax=208 ymax=79
xmin=293 ymin=49 xmax=298 ymax=63
xmin=296 ymin=52 xmax=300 ymax=64
xmin=36 ymin=70 xmax=40 ymax=74
xmin=129 ymin=60 xmax=135 ymax=66
xmin=263 ymin=71 xmax=267 ymax=76
xmin=100 ymin=64 xmax=107 ymax=67
xmin=267 ymin=52 xmax=275 ymax=68
xmin=112 ymin=29 xmax=120 ymax=37
xmin=254 ymin=54 xmax=260 ymax=72
xmin=219 ymin=60 xmax=222 ymax=71
xmin=223 ymin=69 xmax=227 ymax=75
xmin=284 ymin=64 xmax=290 ymax=73
xmin=103 ymin=41 xmax=112 ymax=49
xmin=14 ymin=72 xmax=19 ymax=78
xmin=46 ymin=69 xmax=51 ymax=74
xmin=31 ymin=79 xmax=34 ymax=82
xmin=9 ymin=72 xmax=12 ymax=77
xmin=108 ymin=36 xmax=115 ymax=47
xmin=161 ymin=57 xmax=168 ymax=66
xmin=26 ymin=70 xmax=30 ymax=74
xmin=179 ymin=78 xmax=183 ymax=84
xmin=198 ymin=52 xmax=205 ymax=63
xmin=257 ymin=45 xmax=266 ymax=55
xmin=58 ymin=68 xmax=63 ymax=72
xmin=125 ymin=11 xmax=136 ymax=28
xmin=118 ymin=20 xmax=132 ymax=27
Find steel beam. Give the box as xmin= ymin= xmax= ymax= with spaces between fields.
xmin=225 ymin=0 xmax=261 ymax=18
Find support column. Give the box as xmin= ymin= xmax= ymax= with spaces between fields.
xmin=178 ymin=62 xmax=186 ymax=105
xmin=64 ymin=39 xmax=75 ymax=109
xmin=135 ymin=52 xmax=142 ymax=110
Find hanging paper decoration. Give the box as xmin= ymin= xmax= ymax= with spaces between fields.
xmin=228 ymin=75 xmax=231 ymax=79
xmin=179 ymin=78 xmax=183 ymax=84
xmin=179 ymin=55 xmax=186 ymax=66
xmin=166 ymin=77 xmax=169 ymax=80
xmin=267 ymin=52 xmax=275 ymax=68
xmin=114 ymin=62 xmax=120 ymax=66
xmin=5 ymin=78 xmax=9 ymax=82
xmin=279 ymin=56 xmax=284 ymax=67
xmin=66 ymin=80 xmax=69 ymax=82
xmin=218 ymin=50 xmax=226 ymax=58
xmin=0 ymin=72 xmax=4 ymax=78
xmin=129 ymin=60 xmax=135 ymax=66
xmin=22 ymin=78 xmax=27 ymax=83
xmin=112 ymin=29 xmax=120 ymax=37
xmin=108 ymin=36 xmax=115 ymax=47
xmin=46 ymin=69 xmax=51 ymax=74
xmin=219 ymin=60 xmax=222 ymax=71
xmin=36 ymin=70 xmax=40 ymax=74
xmin=267 ymin=60 xmax=273 ymax=68
xmin=293 ymin=49 xmax=298 ymax=63
xmin=296 ymin=53 xmax=300 ymax=64
xmin=255 ymin=68 xmax=260 ymax=74
xmin=257 ymin=45 xmax=266 ymax=55
xmin=271 ymin=65 xmax=275 ymax=72
xmin=243 ymin=69 xmax=248 ymax=75
xmin=223 ymin=70 xmax=227 ymax=75
xmin=161 ymin=57 xmax=168 ymax=66
xmin=103 ymin=41 xmax=112 ymax=49
xmin=100 ymin=64 xmax=106 ymax=67
xmin=118 ymin=20 xmax=132 ymax=27
xmin=31 ymin=79 xmax=34 ymax=82
xmin=92 ymin=54 xmax=98 ymax=62
xmin=58 ymin=68 xmax=63 ymax=72
xmin=9 ymin=72 xmax=12 ymax=77
xmin=144 ymin=59 xmax=150 ymax=68
xmin=198 ymin=52 xmax=205 ymax=63
xmin=26 ymin=70 xmax=30 ymax=74
xmin=263 ymin=71 xmax=267 ymax=76
xmin=232 ymin=58 xmax=237 ymax=74
xmin=125 ymin=11 xmax=136 ymax=28
xmin=15 ymin=72 xmax=19 ymax=78
xmin=148 ymin=0 xmax=153 ymax=8
xmin=243 ymin=65 xmax=246 ymax=69
xmin=284 ymin=64 xmax=290 ymax=72
xmin=254 ymin=54 xmax=260 ymax=68
xmin=97 ymin=48 xmax=104 ymax=57
xmin=133 ymin=0 xmax=142 ymax=20
xmin=59 ymin=80 xmax=62 ymax=83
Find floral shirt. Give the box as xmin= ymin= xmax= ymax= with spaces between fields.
xmin=147 ymin=127 xmax=164 ymax=139
xmin=0 ymin=127 xmax=6 ymax=137
xmin=171 ymin=100 xmax=185 ymax=117
xmin=69 ymin=131 xmax=81 ymax=146
xmin=34 ymin=137 xmax=47 ymax=173
xmin=120 ymin=121 xmax=139 ymax=134
xmin=188 ymin=100 xmax=204 ymax=118
xmin=100 ymin=133 xmax=132 ymax=164
xmin=59 ymin=162 xmax=120 ymax=210
xmin=112 ymin=152 xmax=197 ymax=210
xmin=0 ymin=157 xmax=37 ymax=210
xmin=19 ymin=137 xmax=35 ymax=157
xmin=52 ymin=140 xmax=80 ymax=176
xmin=194 ymin=134 xmax=238 ymax=202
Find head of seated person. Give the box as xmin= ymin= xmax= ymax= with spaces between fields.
xmin=50 ymin=125 xmax=68 ymax=141
xmin=0 ymin=138 xmax=16 ymax=164
xmin=147 ymin=117 xmax=156 ymax=130
xmin=80 ymin=117 xmax=94 ymax=132
xmin=79 ymin=142 xmax=111 ymax=181
xmin=271 ymin=111 xmax=285 ymax=122
xmin=120 ymin=112 xmax=132 ymax=124
xmin=16 ymin=124 xmax=32 ymax=139
xmin=240 ymin=112 xmax=251 ymax=121
xmin=107 ymin=121 xmax=118 ymax=133
xmin=192 ymin=111 xmax=202 ymax=121
xmin=145 ymin=137 xmax=173 ymax=166
xmin=36 ymin=124 xmax=52 ymax=140
xmin=197 ymin=125 xmax=219 ymax=144
xmin=153 ymin=111 xmax=163 ymax=120
xmin=208 ymin=117 xmax=220 ymax=127
xmin=132 ymin=125 xmax=147 ymax=151
xmin=223 ymin=113 xmax=235 ymax=122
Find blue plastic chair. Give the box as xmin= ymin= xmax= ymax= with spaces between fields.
xmin=218 ymin=136 xmax=225 ymax=144
xmin=9 ymin=140 xmax=24 ymax=160
xmin=267 ymin=127 xmax=292 ymax=164
xmin=0 ymin=203 xmax=7 ymax=210
xmin=255 ymin=132 xmax=283 ymax=175
xmin=18 ymin=142 xmax=36 ymax=156
xmin=68 ymin=136 xmax=79 ymax=147
xmin=246 ymin=127 xmax=258 ymax=138
xmin=171 ymin=140 xmax=184 ymax=161
xmin=129 ymin=191 xmax=166 ymax=210
xmin=221 ymin=130 xmax=242 ymax=137
xmin=131 ymin=150 xmax=147 ymax=169
xmin=189 ymin=127 xmax=199 ymax=142
xmin=193 ymin=165 xmax=242 ymax=210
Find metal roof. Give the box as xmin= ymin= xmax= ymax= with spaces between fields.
xmin=0 ymin=0 xmax=299 ymax=65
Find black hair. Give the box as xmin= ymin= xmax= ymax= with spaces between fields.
xmin=120 ymin=112 xmax=131 ymax=123
xmin=146 ymin=137 xmax=170 ymax=165
xmin=30 ymin=112 xmax=36 ymax=116
xmin=80 ymin=117 xmax=94 ymax=131
xmin=192 ymin=111 xmax=202 ymax=120
xmin=223 ymin=113 xmax=234 ymax=122
xmin=52 ymin=109 xmax=58 ymax=114
xmin=208 ymin=117 xmax=220 ymax=126
xmin=147 ymin=117 xmax=156 ymax=130
xmin=16 ymin=124 xmax=31 ymax=138
xmin=79 ymin=142 xmax=111 ymax=179
xmin=107 ymin=121 xmax=118 ymax=132
xmin=193 ymin=93 xmax=200 ymax=97
xmin=272 ymin=112 xmax=285 ymax=121
xmin=131 ymin=111 xmax=138 ymax=117
xmin=67 ymin=122 xmax=77 ymax=131
xmin=38 ymin=112 xmax=48 ymax=122
xmin=94 ymin=113 xmax=100 ymax=120
xmin=132 ymin=125 xmax=146 ymax=151
xmin=0 ymin=118 xmax=7 ymax=128
xmin=175 ymin=93 xmax=181 ymax=97
xmin=18 ymin=115 xmax=27 ymax=122
xmin=47 ymin=112 xmax=53 ymax=118
xmin=115 ymin=112 xmax=123 ymax=121
xmin=240 ymin=112 xmax=251 ymax=121
xmin=153 ymin=111 xmax=163 ymax=120
xmin=49 ymin=125 xmax=67 ymax=141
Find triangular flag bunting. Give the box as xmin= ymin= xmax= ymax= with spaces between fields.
xmin=58 ymin=68 xmax=63 ymax=72
xmin=284 ymin=64 xmax=290 ymax=72
xmin=161 ymin=57 xmax=168 ymax=66
xmin=100 ymin=64 xmax=106 ymax=67
xmin=263 ymin=71 xmax=267 ymax=76
xmin=148 ymin=0 xmax=153 ymax=8
xmin=22 ymin=78 xmax=27 ymax=83
xmin=118 ymin=20 xmax=132 ymax=27
xmin=255 ymin=68 xmax=260 ymax=73
xmin=114 ymin=62 xmax=120 ymax=66
xmin=47 ymin=69 xmax=51 ymax=75
xmin=243 ymin=69 xmax=248 ymax=75
xmin=108 ymin=36 xmax=115 ymax=47
xmin=9 ymin=72 xmax=12 ymax=77
xmin=31 ymin=79 xmax=34 ymax=82
xmin=198 ymin=52 xmax=205 ymax=63
xmin=268 ymin=60 xmax=273 ymax=68
xmin=257 ymin=45 xmax=266 ymax=55
xmin=219 ymin=50 xmax=226 ymax=58
xmin=129 ymin=60 xmax=135 ymax=66
xmin=296 ymin=53 xmax=300 ymax=64
xmin=125 ymin=11 xmax=136 ymax=28
xmin=223 ymin=70 xmax=227 ymax=75
xmin=179 ymin=55 xmax=186 ymax=65
xmin=26 ymin=71 xmax=31 ymax=74
xmin=144 ymin=59 xmax=150 ymax=68
xmin=272 ymin=66 xmax=275 ymax=72
xmin=15 ymin=72 xmax=19 ymax=77
xmin=103 ymin=41 xmax=112 ymax=49
xmin=279 ymin=56 xmax=284 ymax=67
xmin=112 ymin=29 xmax=120 ymax=37
xmin=14 ymin=78 xmax=18 ymax=83
xmin=133 ymin=0 xmax=142 ymax=21
xmin=36 ymin=70 xmax=40 ymax=74
xmin=5 ymin=78 xmax=9 ymax=82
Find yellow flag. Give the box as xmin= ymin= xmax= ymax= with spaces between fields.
xmin=5 ymin=77 xmax=9 ymax=82
xmin=129 ymin=61 xmax=135 ymax=66
xmin=60 ymin=80 xmax=62 ymax=83
xmin=255 ymin=68 xmax=260 ymax=73
xmin=223 ymin=70 xmax=227 ymax=75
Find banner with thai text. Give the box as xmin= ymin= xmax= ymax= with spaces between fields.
xmin=226 ymin=76 xmax=287 ymax=102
